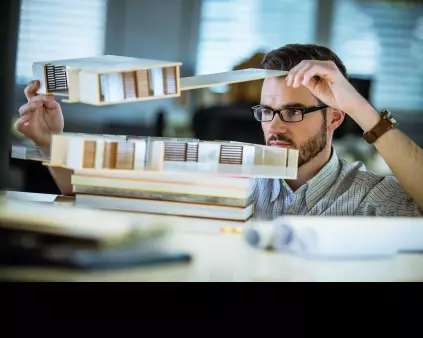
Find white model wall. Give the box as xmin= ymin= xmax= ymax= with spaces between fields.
xmin=133 ymin=139 xmax=147 ymax=169
xmin=32 ymin=63 xmax=47 ymax=94
xmin=241 ymin=145 xmax=256 ymax=165
xmin=50 ymin=134 xmax=70 ymax=165
xmin=197 ymin=143 xmax=220 ymax=163
xmin=66 ymin=138 xmax=85 ymax=169
xmin=146 ymin=140 xmax=165 ymax=170
xmin=79 ymin=71 xmax=101 ymax=105
xmin=262 ymin=146 xmax=287 ymax=166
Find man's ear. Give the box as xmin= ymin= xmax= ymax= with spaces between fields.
xmin=328 ymin=108 xmax=345 ymax=132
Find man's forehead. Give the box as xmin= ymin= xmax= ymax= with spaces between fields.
xmin=260 ymin=95 xmax=306 ymax=106
xmin=260 ymin=93 xmax=317 ymax=105
xmin=261 ymin=80 xmax=318 ymax=106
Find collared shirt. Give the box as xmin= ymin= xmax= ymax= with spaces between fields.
xmin=250 ymin=147 xmax=423 ymax=219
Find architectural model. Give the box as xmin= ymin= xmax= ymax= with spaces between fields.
xmin=32 ymin=55 xmax=288 ymax=106
xmin=45 ymin=132 xmax=299 ymax=179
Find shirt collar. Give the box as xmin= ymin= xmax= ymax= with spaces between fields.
xmin=270 ymin=178 xmax=282 ymax=203
xmin=305 ymin=146 xmax=341 ymax=206
xmin=270 ymin=146 xmax=341 ymax=204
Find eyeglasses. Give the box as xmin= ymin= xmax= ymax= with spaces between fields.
xmin=252 ymin=104 xmax=328 ymax=123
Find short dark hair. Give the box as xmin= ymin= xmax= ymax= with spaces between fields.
xmin=261 ymin=44 xmax=348 ymax=79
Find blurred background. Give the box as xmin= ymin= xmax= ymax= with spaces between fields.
xmin=7 ymin=0 xmax=423 ymax=193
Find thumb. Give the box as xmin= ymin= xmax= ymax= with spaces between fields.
xmin=42 ymin=95 xmax=61 ymax=110
xmin=24 ymin=80 xmax=40 ymax=101
xmin=14 ymin=115 xmax=30 ymax=133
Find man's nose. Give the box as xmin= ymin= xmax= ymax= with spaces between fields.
xmin=268 ymin=114 xmax=288 ymax=135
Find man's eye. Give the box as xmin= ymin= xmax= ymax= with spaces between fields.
xmin=262 ymin=109 xmax=273 ymax=115
xmin=286 ymin=109 xmax=301 ymax=116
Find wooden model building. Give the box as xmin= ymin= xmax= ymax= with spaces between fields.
xmin=46 ymin=132 xmax=299 ymax=179
xmin=44 ymin=132 xmax=296 ymax=221
xmin=32 ymin=55 xmax=288 ymax=105
xmin=11 ymin=55 xmax=292 ymax=222
xmin=11 ymin=133 xmax=298 ymax=222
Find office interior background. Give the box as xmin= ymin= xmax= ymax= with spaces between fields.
xmin=8 ymin=0 xmax=423 ymax=193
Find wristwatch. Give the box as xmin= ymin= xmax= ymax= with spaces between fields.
xmin=362 ymin=108 xmax=398 ymax=144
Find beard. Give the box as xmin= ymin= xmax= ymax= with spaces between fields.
xmin=266 ymin=114 xmax=327 ymax=167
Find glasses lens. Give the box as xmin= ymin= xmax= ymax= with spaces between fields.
xmin=254 ymin=107 xmax=274 ymax=122
xmin=281 ymin=109 xmax=303 ymax=122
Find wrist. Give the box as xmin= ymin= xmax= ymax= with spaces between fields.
xmin=34 ymin=134 xmax=52 ymax=148
xmin=347 ymin=100 xmax=381 ymax=132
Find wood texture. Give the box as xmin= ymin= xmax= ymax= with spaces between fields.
xmin=115 ymin=142 xmax=135 ymax=170
xmin=135 ymin=69 xmax=151 ymax=97
xmin=103 ymin=142 xmax=118 ymax=169
xmin=186 ymin=143 xmax=199 ymax=162
xmin=164 ymin=142 xmax=187 ymax=162
xmin=122 ymin=71 xmax=137 ymax=99
xmin=164 ymin=142 xmax=199 ymax=162
xmin=82 ymin=141 xmax=96 ymax=168
xmin=219 ymin=145 xmax=243 ymax=165
xmin=163 ymin=66 xmax=177 ymax=94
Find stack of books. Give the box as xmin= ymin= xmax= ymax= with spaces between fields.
xmin=71 ymin=169 xmax=255 ymax=223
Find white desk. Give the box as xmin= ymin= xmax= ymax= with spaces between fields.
xmin=1 ymin=231 xmax=422 ymax=282
xmin=1 ymin=191 xmax=423 ymax=282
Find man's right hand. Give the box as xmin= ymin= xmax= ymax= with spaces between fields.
xmin=14 ymin=80 xmax=64 ymax=147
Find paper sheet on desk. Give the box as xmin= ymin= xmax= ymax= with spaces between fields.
xmin=0 ymin=196 xmax=171 ymax=247
xmin=3 ymin=191 xmax=74 ymax=206
xmin=246 ymin=216 xmax=423 ymax=259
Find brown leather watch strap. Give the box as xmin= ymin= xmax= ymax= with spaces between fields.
xmin=362 ymin=117 xmax=394 ymax=144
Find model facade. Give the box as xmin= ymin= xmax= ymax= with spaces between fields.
xmin=48 ymin=133 xmax=299 ymax=179
xmin=32 ymin=55 xmax=288 ymax=106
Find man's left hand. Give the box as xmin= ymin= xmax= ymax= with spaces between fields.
xmin=285 ymin=60 xmax=369 ymax=117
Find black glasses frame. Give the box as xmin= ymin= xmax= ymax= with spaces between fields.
xmin=252 ymin=104 xmax=328 ymax=123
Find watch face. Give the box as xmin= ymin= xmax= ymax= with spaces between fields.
xmin=382 ymin=109 xmax=398 ymax=126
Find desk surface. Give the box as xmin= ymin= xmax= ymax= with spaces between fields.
xmin=2 ymin=191 xmax=423 ymax=282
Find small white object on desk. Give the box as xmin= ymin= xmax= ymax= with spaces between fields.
xmin=246 ymin=216 xmax=423 ymax=259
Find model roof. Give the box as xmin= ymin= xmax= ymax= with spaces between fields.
xmin=33 ymin=55 xmax=182 ymax=74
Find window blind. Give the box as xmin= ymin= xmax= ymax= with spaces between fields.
xmin=16 ymin=0 xmax=108 ymax=84
xmin=196 ymin=0 xmax=318 ymax=77
xmin=331 ymin=0 xmax=423 ymax=111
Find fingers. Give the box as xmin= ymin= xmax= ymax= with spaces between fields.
xmin=24 ymin=80 xmax=41 ymax=101
xmin=43 ymin=96 xmax=61 ymax=110
xmin=18 ymin=101 xmax=43 ymax=117
xmin=30 ymin=94 xmax=58 ymax=108
xmin=288 ymin=62 xmax=314 ymax=88
xmin=301 ymin=65 xmax=330 ymax=87
xmin=301 ymin=66 xmax=323 ymax=89
xmin=301 ymin=76 xmax=319 ymax=91
xmin=14 ymin=115 xmax=31 ymax=133
xmin=285 ymin=61 xmax=308 ymax=87
xmin=19 ymin=94 xmax=56 ymax=115
xmin=286 ymin=60 xmax=336 ymax=88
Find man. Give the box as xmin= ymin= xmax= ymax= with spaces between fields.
xmin=15 ymin=44 xmax=423 ymax=218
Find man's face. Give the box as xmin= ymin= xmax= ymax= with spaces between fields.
xmin=261 ymin=77 xmax=328 ymax=167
